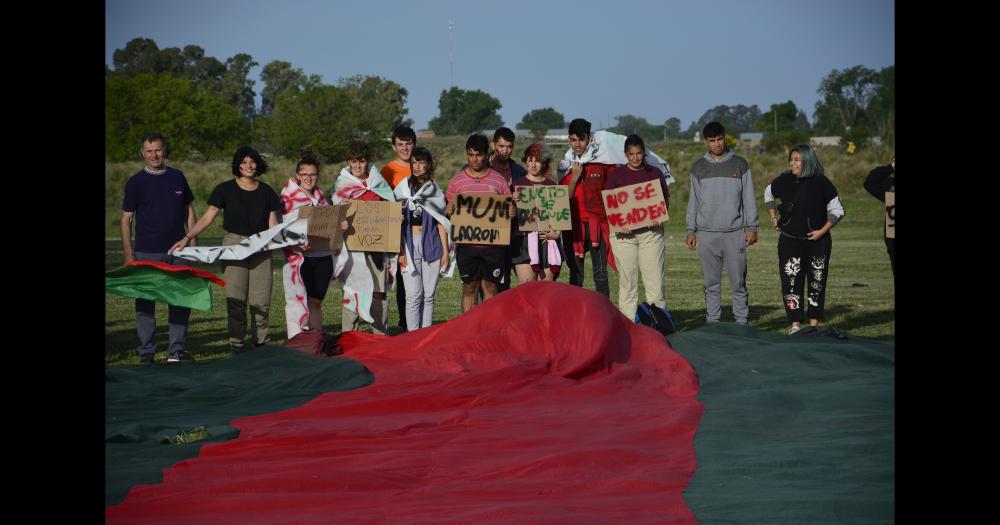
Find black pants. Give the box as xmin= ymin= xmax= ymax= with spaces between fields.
xmin=562 ymin=221 xmax=609 ymax=297
xmin=886 ymin=238 xmax=895 ymax=284
xmin=777 ymin=233 xmax=832 ymax=322
xmin=396 ymin=266 xmax=407 ymax=329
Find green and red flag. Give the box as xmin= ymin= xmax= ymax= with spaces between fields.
xmin=105 ymin=260 xmax=225 ymax=311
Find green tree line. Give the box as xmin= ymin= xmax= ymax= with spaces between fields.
xmin=106 ymin=37 xmax=893 ymax=160
xmin=105 ymin=38 xmax=411 ymax=162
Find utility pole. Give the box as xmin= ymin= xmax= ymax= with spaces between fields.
xmin=449 ymin=19 xmax=455 ymax=86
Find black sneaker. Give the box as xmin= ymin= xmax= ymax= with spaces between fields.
xmin=139 ymin=353 xmax=155 ymax=365
xmin=229 ymin=346 xmax=245 ymax=357
xmin=167 ymin=352 xmax=195 ymax=363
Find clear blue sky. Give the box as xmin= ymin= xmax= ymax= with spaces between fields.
xmin=106 ymin=0 xmax=894 ymax=132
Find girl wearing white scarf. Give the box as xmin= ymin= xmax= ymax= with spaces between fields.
xmin=279 ymin=155 xmax=333 ymax=339
xmin=392 ymin=147 xmax=453 ymax=331
xmin=330 ymin=141 xmax=397 ymax=334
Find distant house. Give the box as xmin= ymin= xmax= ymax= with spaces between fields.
xmin=739 ymin=132 xmax=764 ymax=146
xmin=541 ymin=129 xmax=568 ymax=141
xmin=809 ymin=136 xmax=841 ymax=147
xmin=693 ymin=131 xmax=701 ymax=143
xmin=477 ymin=129 xmax=569 ymax=141
xmin=416 ymin=129 xmax=436 ymax=139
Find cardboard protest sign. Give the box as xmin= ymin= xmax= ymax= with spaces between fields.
xmin=601 ymin=181 xmax=669 ymax=234
xmin=885 ymin=191 xmax=894 ymax=239
xmin=344 ymin=200 xmax=403 ymax=252
xmin=450 ymin=193 xmax=512 ymax=245
xmin=515 ymin=185 xmax=572 ymax=231
xmin=297 ymin=205 xmax=347 ymax=250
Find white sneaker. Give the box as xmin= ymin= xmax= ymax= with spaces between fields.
xmin=788 ymin=325 xmax=801 ymax=335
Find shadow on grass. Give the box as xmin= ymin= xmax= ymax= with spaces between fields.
xmin=829 ymin=309 xmax=895 ymax=341
xmin=669 ymin=305 xmax=787 ymax=332
xmin=747 ymin=304 xmax=894 ymax=341
xmin=752 ymin=304 xmax=855 ymax=332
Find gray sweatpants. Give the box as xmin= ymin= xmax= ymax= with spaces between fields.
xmin=697 ymin=230 xmax=749 ymax=324
xmin=400 ymin=229 xmax=442 ymax=331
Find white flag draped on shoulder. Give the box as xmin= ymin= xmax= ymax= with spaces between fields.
xmin=330 ymin=165 xmax=397 ymax=324
xmin=555 ymin=130 xmax=675 ymax=185
xmin=392 ymin=177 xmax=456 ymax=278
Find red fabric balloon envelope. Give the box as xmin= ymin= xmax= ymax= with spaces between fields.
xmin=108 ymin=281 xmax=703 ymax=524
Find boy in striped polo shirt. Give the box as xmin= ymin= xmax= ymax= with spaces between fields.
xmin=445 ymin=134 xmax=514 ymax=312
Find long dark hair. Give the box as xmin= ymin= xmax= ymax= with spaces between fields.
xmin=624 ymin=134 xmax=647 ymax=168
xmin=409 ymin=147 xmax=434 ymax=192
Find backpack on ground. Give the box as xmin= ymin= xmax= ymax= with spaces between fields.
xmin=284 ymin=330 xmax=342 ymax=357
xmin=634 ymin=302 xmax=677 ymax=336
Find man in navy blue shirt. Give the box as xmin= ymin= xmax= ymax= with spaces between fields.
xmin=120 ymin=132 xmax=197 ymax=364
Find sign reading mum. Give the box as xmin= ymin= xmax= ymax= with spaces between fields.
xmin=601 ymin=181 xmax=669 ymax=233
xmin=450 ymin=193 xmax=512 ymax=245
xmin=345 ymin=201 xmax=403 ymax=252
xmin=298 ymin=205 xmax=347 ymax=250
xmin=515 ymin=185 xmax=572 ymax=231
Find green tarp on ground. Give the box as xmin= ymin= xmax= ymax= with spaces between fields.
xmin=105 ymin=347 xmax=374 ymax=505
xmin=669 ymin=323 xmax=894 ymax=524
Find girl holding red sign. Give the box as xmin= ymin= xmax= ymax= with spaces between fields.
xmin=605 ymin=135 xmax=670 ymax=320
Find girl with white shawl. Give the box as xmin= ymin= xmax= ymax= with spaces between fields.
xmin=278 ymin=154 xmax=334 ymax=339
xmin=330 ymin=141 xmax=398 ymax=334
xmin=392 ymin=147 xmax=453 ymax=331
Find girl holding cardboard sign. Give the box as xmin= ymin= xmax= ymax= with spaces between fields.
xmin=605 ymin=135 xmax=670 ymax=321
xmin=511 ymin=141 xmax=563 ymax=283
xmin=330 ymin=140 xmax=398 ymax=335
xmin=279 ymin=152 xmax=335 ymax=339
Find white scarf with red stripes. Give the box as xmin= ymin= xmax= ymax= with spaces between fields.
xmin=279 ymin=177 xmax=330 ymax=339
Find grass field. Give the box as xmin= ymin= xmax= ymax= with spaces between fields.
xmin=105 ymin=138 xmax=894 ymax=365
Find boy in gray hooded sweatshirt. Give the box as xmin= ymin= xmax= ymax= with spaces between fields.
xmin=685 ymin=122 xmax=760 ymax=325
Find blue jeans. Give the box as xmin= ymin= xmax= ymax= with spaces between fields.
xmin=134 ymin=252 xmax=191 ymax=355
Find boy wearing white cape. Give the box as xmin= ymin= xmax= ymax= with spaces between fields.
xmin=330 ymin=141 xmax=398 ymax=334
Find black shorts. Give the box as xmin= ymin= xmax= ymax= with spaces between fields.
xmin=300 ymin=255 xmax=334 ymax=300
xmin=456 ymin=245 xmax=507 ymax=284
xmin=509 ymin=233 xmax=529 ymax=265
